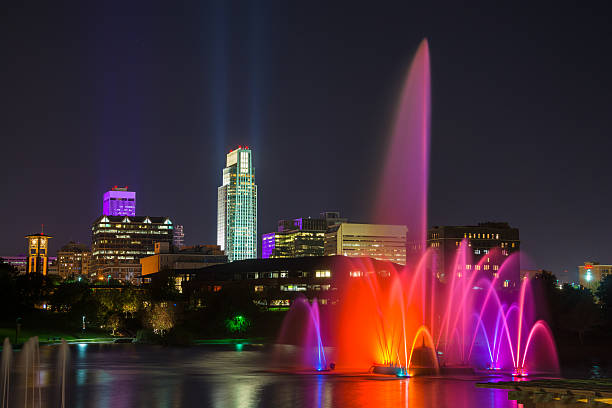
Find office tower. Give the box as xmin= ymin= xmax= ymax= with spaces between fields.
xmin=103 ymin=186 xmax=136 ymax=216
xmin=217 ymin=146 xmax=257 ymax=262
xmin=427 ymin=222 xmax=520 ymax=285
xmin=25 ymin=233 xmax=52 ymax=275
xmin=57 ymin=241 xmax=91 ymax=279
xmin=173 ymin=225 xmax=185 ymax=249
xmin=262 ymin=216 xmax=329 ymax=259
xmin=324 ymin=223 xmax=408 ymax=265
xmin=91 ymin=215 xmax=173 ymax=282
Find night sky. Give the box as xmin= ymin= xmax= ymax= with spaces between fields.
xmin=1 ymin=1 xmax=611 ymax=280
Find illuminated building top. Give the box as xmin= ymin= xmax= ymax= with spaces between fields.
xmin=103 ymin=186 xmax=136 ymax=216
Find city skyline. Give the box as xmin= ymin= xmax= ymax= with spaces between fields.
xmin=2 ymin=2 xmax=612 ymax=277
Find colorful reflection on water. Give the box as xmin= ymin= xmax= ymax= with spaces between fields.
xmin=31 ymin=344 xmax=522 ymax=408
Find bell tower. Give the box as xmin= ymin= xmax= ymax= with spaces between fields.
xmin=25 ymin=231 xmax=52 ymax=275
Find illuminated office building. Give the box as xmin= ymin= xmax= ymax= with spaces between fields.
xmin=25 ymin=233 xmax=52 ymax=275
xmin=578 ymin=262 xmax=612 ymax=291
xmin=324 ymin=223 xmax=407 ymax=265
xmin=57 ymin=241 xmax=91 ymax=279
xmin=262 ymin=217 xmax=328 ymax=259
xmin=217 ymin=146 xmax=257 ymax=262
xmin=103 ymin=186 xmax=136 ymax=216
xmin=427 ymin=222 xmax=520 ymax=284
xmin=91 ymin=215 xmax=173 ymax=282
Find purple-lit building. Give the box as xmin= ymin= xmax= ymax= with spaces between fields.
xmin=261 ymin=216 xmax=329 ymax=259
xmin=103 ymin=186 xmax=136 ymax=216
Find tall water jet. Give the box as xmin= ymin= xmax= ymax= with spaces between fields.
xmin=375 ymin=38 xmax=430 ymax=256
xmin=1 ymin=338 xmax=11 ymax=408
xmin=56 ymin=339 xmax=70 ymax=408
xmin=16 ymin=337 xmax=42 ymax=408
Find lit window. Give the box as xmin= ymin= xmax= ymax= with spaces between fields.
xmin=316 ymin=270 xmax=331 ymax=278
xmin=503 ymin=280 xmax=510 ymax=288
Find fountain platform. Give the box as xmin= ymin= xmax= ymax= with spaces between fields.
xmin=370 ymin=364 xmax=404 ymax=376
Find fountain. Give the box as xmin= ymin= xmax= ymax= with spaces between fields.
xmin=274 ymin=38 xmax=559 ymax=377
xmin=275 ymin=296 xmax=329 ymax=372
xmin=0 ymin=337 xmax=71 ymax=407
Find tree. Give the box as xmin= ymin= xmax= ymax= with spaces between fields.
xmin=121 ymin=287 xmax=141 ymax=318
xmin=0 ymin=259 xmax=18 ymax=317
xmin=148 ymin=270 xmax=180 ymax=302
xmin=15 ymin=272 xmax=52 ymax=311
xmin=105 ymin=313 xmax=122 ymax=335
xmin=148 ymin=303 xmax=175 ymax=335
xmin=596 ymin=274 xmax=612 ymax=327
xmin=557 ymin=285 xmax=600 ymax=344
xmin=532 ymin=271 xmax=560 ymax=326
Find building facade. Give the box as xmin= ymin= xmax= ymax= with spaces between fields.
xmin=262 ymin=217 xmax=327 ymax=259
xmin=217 ymin=146 xmax=257 ymax=262
xmin=57 ymin=241 xmax=91 ymax=279
xmin=1 ymin=256 xmax=27 ymax=274
xmin=427 ymin=222 xmax=520 ymax=284
xmin=91 ymin=215 xmax=173 ymax=282
xmin=578 ymin=262 xmax=612 ymax=291
xmin=140 ymin=242 xmax=227 ymax=288
xmin=173 ymin=224 xmax=185 ymax=249
xmin=103 ymin=186 xmax=136 ymax=216
xmin=324 ymin=223 xmax=408 ymax=265
xmin=25 ymin=233 xmax=52 ymax=275
xmin=146 ymin=255 xmax=400 ymax=311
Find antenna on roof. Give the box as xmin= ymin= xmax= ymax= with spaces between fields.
xmin=41 ymin=223 xmax=44 ymax=235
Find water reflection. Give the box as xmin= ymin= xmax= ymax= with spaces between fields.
xmin=32 ymin=344 xmax=529 ymax=407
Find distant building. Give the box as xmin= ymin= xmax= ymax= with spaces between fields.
xmin=324 ymin=223 xmax=408 ymax=265
xmin=57 ymin=241 xmax=91 ymax=279
xmin=217 ymin=146 xmax=257 ymax=261
xmin=1 ymin=256 xmax=27 ymax=274
xmin=25 ymin=233 xmax=52 ymax=275
xmin=578 ymin=262 xmax=612 ymax=291
xmin=91 ymin=215 xmax=173 ymax=283
xmin=320 ymin=211 xmax=348 ymax=228
xmin=145 ymin=255 xmax=401 ymax=310
xmin=173 ymin=225 xmax=185 ymax=249
xmin=427 ymin=222 xmax=520 ymax=285
xmin=48 ymin=257 xmax=59 ymax=276
xmin=103 ymin=186 xmax=136 ymax=216
xmin=262 ymin=216 xmax=329 ymax=259
xmin=140 ymin=242 xmax=227 ymax=288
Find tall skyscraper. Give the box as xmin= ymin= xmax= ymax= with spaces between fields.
xmin=103 ymin=186 xmax=136 ymax=216
xmin=25 ymin=232 xmax=52 ymax=275
xmin=217 ymin=146 xmax=257 ymax=261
